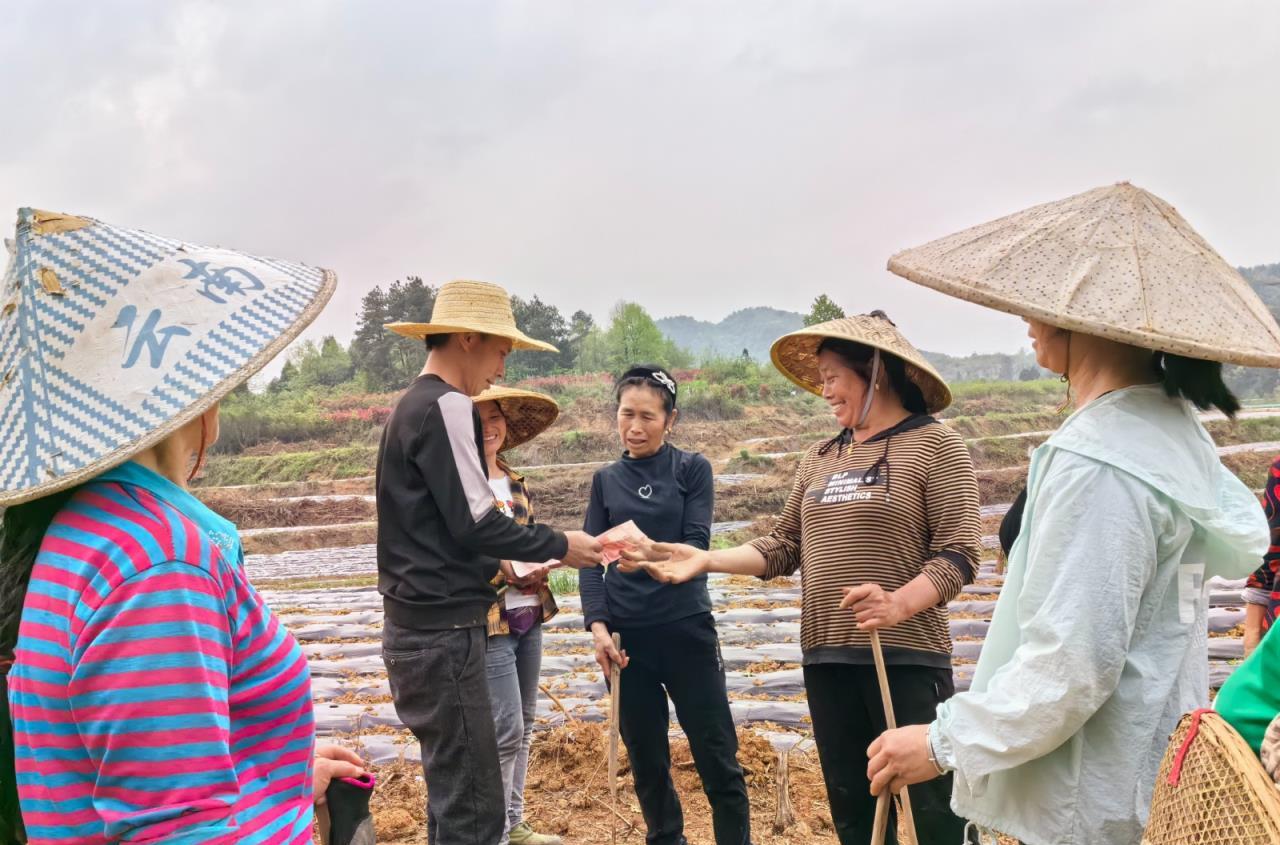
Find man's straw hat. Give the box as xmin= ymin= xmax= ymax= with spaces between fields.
xmin=473 ymin=386 xmax=559 ymax=451
xmin=771 ymin=313 xmax=952 ymax=413
xmin=385 ymin=280 xmax=558 ymax=353
xmin=0 ymin=208 xmax=336 ymax=506
xmin=887 ymin=182 xmax=1280 ymax=367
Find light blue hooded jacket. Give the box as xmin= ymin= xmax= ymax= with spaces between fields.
xmin=931 ymin=385 xmax=1267 ymax=845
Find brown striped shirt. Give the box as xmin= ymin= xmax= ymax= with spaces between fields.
xmin=750 ymin=415 xmax=981 ymax=667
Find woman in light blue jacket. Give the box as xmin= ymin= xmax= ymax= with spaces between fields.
xmin=869 ymin=182 xmax=1277 ymax=845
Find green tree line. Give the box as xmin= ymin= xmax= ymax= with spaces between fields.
xmin=270 ymin=279 xmax=694 ymax=393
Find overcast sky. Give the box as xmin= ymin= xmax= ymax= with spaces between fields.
xmin=3 ymin=0 xmax=1278 ymax=374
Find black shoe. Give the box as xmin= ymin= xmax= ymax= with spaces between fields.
xmin=325 ymin=772 xmax=376 ymax=845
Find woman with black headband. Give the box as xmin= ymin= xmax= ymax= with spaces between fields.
xmin=623 ymin=316 xmax=981 ymax=844
xmin=579 ymin=365 xmax=752 ymax=845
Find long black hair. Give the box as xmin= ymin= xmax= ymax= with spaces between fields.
xmin=1152 ymin=353 xmax=1240 ymax=418
xmin=1 ymin=489 xmax=76 ymax=843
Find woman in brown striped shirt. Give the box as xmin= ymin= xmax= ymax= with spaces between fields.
xmin=626 ymin=312 xmax=981 ymax=844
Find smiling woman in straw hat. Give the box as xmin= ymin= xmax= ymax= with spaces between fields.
xmin=0 ymin=208 xmax=365 ymax=844
xmin=472 ymin=386 xmax=564 ymax=845
xmin=866 ymin=182 xmax=1275 ymax=845
xmin=374 ymin=279 xmax=602 ymax=845
xmin=623 ymin=313 xmax=982 ymax=845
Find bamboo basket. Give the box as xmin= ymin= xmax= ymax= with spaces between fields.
xmin=1143 ymin=710 xmax=1280 ymax=844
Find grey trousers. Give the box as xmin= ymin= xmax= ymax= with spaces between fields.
xmin=485 ymin=623 xmax=543 ymax=845
xmin=383 ymin=620 xmax=505 ymax=845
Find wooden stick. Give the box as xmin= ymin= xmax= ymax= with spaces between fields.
xmin=590 ymin=794 xmax=636 ymax=829
xmin=870 ymin=628 xmax=919 ymax=845
xmin=316 ymin=801 xmax=332 ymax=845
xmin=538 ymin=682 xmax=576 ymax=723
xmin=871 ymin=791 xmax=890 ymax=845
xmin=609 ymin=633 xmax=623 ymax=845
xmin=772 ymin=748 xmax=796 ymax=833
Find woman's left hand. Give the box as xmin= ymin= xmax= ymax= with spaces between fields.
xmin=866 ymin=724 xmax=939 ymax=796
xmin=840 ymin=583 xmax=907 ymax=630
xmin=501 ymin=560 xmax=549 ymax=590
xmin=313 ymin=744 xmax=367 ymax=804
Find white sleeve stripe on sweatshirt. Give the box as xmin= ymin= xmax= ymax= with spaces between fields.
xmin=438 ymin=391 xmax=497 ymax=523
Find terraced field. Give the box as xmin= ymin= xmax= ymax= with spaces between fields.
xmin=195 ymin=390 xmax=1280 ymax=843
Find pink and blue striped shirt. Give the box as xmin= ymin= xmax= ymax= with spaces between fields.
xmin=8 ymin=461 xmax=315 ymax=843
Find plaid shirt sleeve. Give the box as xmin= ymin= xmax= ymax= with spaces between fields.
xmin=487 ymin=469 xmax=559 ymax=636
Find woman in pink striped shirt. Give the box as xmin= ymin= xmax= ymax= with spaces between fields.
xmin=0 ymin=208 xmax=362 ymax=843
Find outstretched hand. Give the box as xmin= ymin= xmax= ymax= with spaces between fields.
xmin=561 ymin=530 xmax=605 ymax=569
xmin=617 ymin=542 xmax=710 ymax=584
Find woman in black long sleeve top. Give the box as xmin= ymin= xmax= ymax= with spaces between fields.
xmin=579 ymin=366 xmax=751 ymax=845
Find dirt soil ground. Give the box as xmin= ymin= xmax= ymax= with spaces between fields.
xmin=361 ymin=724 xmax=840 ymax=845
xmin=354 ymin=724 xmax=1020 ymax=844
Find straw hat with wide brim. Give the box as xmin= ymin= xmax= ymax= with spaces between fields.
xmin=385 ymin=280 xmax=558 ymax=353
xmin=887 ymin=181 xmax=1280 ymax=367
xmin=0 ymin=208 xmax=336 ymax=506
xmin=771 ymin=314 xmax=952 ymax=413
xmin=473 ymin=386 xmax=560 ymax=452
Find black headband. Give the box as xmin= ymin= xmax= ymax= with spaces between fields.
xmin=619 ymin=366 xmax=678 ymax=404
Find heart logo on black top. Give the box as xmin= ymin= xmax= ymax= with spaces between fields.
xmin=637 ymin=484 xmax=653 ymax=499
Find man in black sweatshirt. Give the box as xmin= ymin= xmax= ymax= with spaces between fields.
xmin=377 ymin=280 xmax=602 ymax=845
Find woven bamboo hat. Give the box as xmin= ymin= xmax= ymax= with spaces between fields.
xmin=771 ymin=312 xmax=951 ymax=413
xmin=1146 ymin=710 xmax=1280 ymax=844
xmin=0 ymin=208 xmax=336 ymax=506
xmin=473 ymin=386 xmax=559 ymax=451
xmin=385 ymin=280 xmax=558 ymax=352
xmin=887 ymin=181 xmax=1280 ymax=367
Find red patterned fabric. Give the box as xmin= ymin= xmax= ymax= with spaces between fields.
xmin=1245 ymin=456 xmax=1280 ymax=631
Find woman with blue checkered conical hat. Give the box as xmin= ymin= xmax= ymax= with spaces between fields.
xmin=0 ymin=208 xmax=366 ymax=844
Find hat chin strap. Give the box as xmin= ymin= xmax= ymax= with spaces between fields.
xmin=854 ymin=349 xmax=881 ymax=429
xmin=188 ymin=416 xmax=208 ymax=484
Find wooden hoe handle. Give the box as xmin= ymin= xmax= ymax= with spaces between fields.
xmin=870 ymin=629 xmax=918 ymax=845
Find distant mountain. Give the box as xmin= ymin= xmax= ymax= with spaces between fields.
xmin=656 ymin=264 xmax=1280 ymax=388
xmin=1226 ymin=264 xmax=1280 ymax=399
xmin=1241 ymin=263 xmax=1280 ymax=319
xmin=656 ymin=307 xmax=804 ymax=361
xmin=656 ymin=306 xmax=1050 ymax=381
xmin=922 ymin=349 xmax=1048 ymax=382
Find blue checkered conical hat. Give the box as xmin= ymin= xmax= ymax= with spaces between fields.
xmin=0 ymin=208 xmax=337 ymax=505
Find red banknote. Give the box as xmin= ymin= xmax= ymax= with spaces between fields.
xmin=597 ymin=520 xmax=649 ymax=564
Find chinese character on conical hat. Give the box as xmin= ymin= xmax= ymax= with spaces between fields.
xmin=0 ymin=208 xmax=336 ymax=505
xmin=887 ymin=182 xmax=1280 ymax=367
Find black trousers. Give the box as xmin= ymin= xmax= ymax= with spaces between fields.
xmin=613 ymin=613 xmax=752 ymax=845
xmin=383 ymin=621 xmax=504 ymax=845
xmin=803 ymin=662 xmax=972 ymax=845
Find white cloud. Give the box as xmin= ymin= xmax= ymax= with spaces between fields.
xmin=1 ymin=0 xmax=1277 ymax=377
